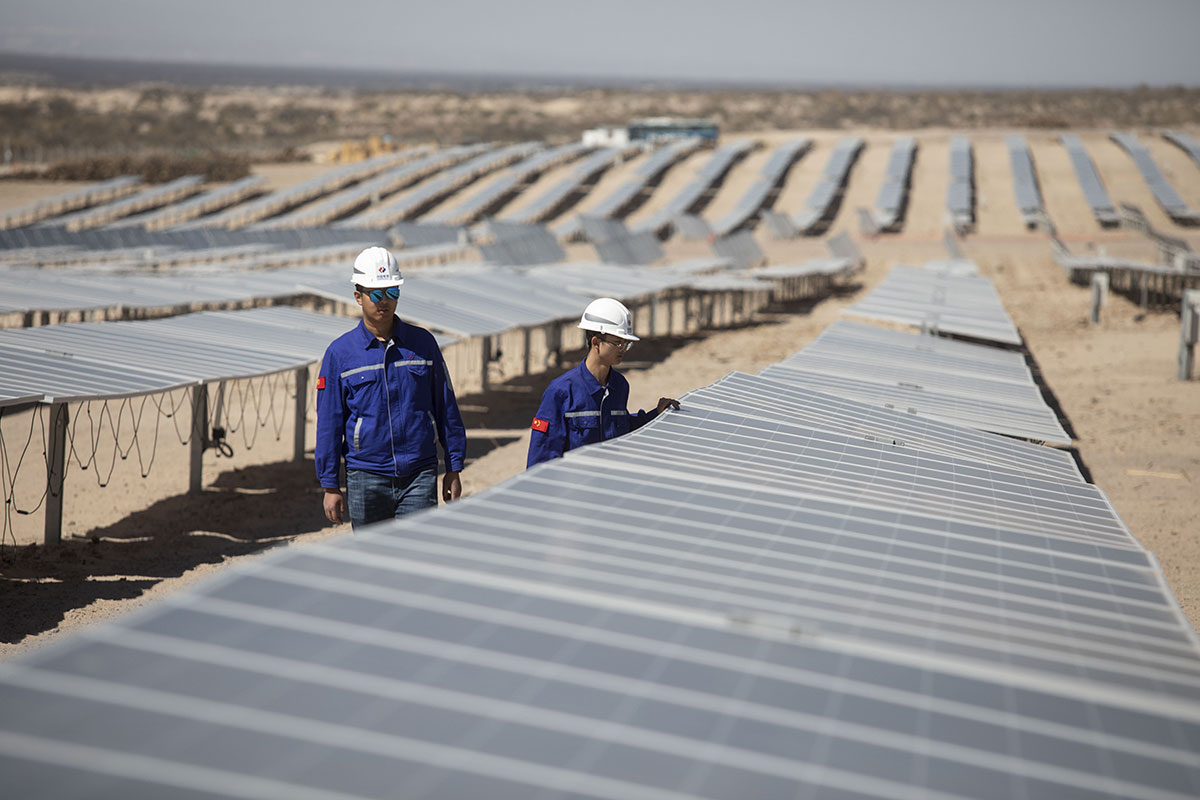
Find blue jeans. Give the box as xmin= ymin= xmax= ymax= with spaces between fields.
xmin=346 ymin=466 xmax=438 ymax=529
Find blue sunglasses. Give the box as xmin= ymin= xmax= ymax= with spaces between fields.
xmin=364 ymin=286 xmax=399 ymax=303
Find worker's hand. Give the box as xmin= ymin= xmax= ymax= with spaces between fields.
xmin=323 ymin=488 xmax=346 ymax=524
xmin=656 ymin=397 xmax=681 ymax=413
xmin=443 ymin=470 xmax=462 ymax=503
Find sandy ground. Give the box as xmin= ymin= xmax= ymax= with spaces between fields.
xmin=2 ymin=126 xmax=1199 ymax=660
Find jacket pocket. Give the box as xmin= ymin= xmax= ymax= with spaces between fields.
xmin=565 ymin=411 xmax=601 ymax=448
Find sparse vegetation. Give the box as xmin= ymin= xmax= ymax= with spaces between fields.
xmin=1 ymin=83 xmax=1198 ymax=177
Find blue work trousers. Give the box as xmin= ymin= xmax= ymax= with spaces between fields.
xmin=346 ymin=466 xmax=438 ymax=529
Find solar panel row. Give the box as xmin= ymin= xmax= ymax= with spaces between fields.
xmin=947 ymin=135 xmax=975 ymax=233
xmin=555 ymin=139 xmax=705 ymax=239
xmin=0 ymin=176 xmax=145 ymax=230
xmin=791 ymin=137 xmax=865 ymax=234
xmin=251 ymin=145 xmax=484 ymax=229
xmin=1005 ymin=134 xmax=1046 ymax=229
xmin=46 ymin=176 xmax=206 ymax=232
xmin=1058 ymin=135 xmax=1119 ymax=227
xmin=710 ymin=139 xmax=811 ymax=237
xmin=107 ymin=175 xmax=269 ymax=232
xmin=634 ymin=139 xmax=758 ymax=237
xmin=1110 ymin=132 xmax=1200 ymax=224
xmin=872 ymin=137 xmax=917 ymax=232
xmin=843 ymin=263 xmax=1023 ymax=346
xmin=1 ymin=306 xmax=1194 ymax=799
xmin=506 ymin=147 xmax=636 ymax=225
xmin=337 ymin=143 xmax=541 ymax=228
xmin=189 ymin=148 xmax=431 ymax=230
xmin=426 ymin=143 xmax=592 ymax=227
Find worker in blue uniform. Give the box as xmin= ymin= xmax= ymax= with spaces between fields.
xmin=527 ymin=297 xmax=679 ymax=468
xmin=316 ymin=246 xmax=466 ymax=528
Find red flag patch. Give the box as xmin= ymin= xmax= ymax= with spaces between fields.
xmin=316 ymin=376 xmax=326 ymax=390
xmin=531 ymin=417 xmax=549 ymax=433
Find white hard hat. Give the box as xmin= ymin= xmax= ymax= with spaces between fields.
xmin=578 ymin=297 xmax=639 ymax=341
xmin=351 ymin=246 xmax=404 ymax=289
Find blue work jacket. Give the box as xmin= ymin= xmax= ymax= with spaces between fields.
xmin=316 ymin=317 xmax=466 ymax=489
xmin=527 ymin=360 xmax=658 ymax=468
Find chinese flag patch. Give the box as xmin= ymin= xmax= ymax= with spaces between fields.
xmin=531 ymin=417 xmax=549 ymax=433
xmin=316 ymin=376 xmax=326 ymax=390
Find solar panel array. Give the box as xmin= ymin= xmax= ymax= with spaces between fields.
xmin=187 ymin=148 xmax=430 ymax=230
xmin=427 ymin=143 xmax=591 ymax=226
xmin=0 ymin=176 xmax=144 ymax=229
xmin=634 ymin=139 xmax=758 ymax=236
xmin=1110 ymin=132 xmax=1200 ymax=224
xmin=710 ymin=229 xmax=765 ymax=269
xmin=872 ymin=136 xmax=917 ymax=232
xmin=843 ymin=263 xmax=1024 ymax=347
xmin=1059 ymin=135 xmax=1119 ymax=227
xmin=506 ymin=147 xmax=634 ymax=225
xmin=580 ymin=216 xmax=665 ymax=266
xmin=46 ymin=175 xmax=206 ymax=231
xmin=0 ymin=220 xmax=401 ymax=256
xmin=0 ymin=306 xmax=371 ymax=405
xmin=555 ymin=139 xmax=703 ymax=239
xmin=791 ymin=136 xmax=865 ymax=234
xmin=337 ymin=143 xmax=541 ymax=227
xmin=3 ymin=303 xmax=1196 ymax=799
xmin=947 ymin=136 xmax=975 ymax=233
xmin=710 ymin=138 xmax=811 ymax=237
xmin=1005 ymin=134 xmax=1046 ymax=229
xmin=108 ymin=175 xmax=268 ymax=232
xmin=253 ymin=146 xmax=475 ymax=229
xmin=1162 ymin=130 xmax=1200 ymax=168
xmin=477 ymin=222 xmax=567 ymax=266
xmin=761 ymin=318 xmax=1069 ymax=444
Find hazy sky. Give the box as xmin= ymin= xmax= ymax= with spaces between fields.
xmin=2 ymin=0 xmax=1198 ymax=88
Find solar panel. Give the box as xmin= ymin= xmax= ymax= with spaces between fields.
xmin=1006 ymin=134 xmax=1046 ymax=228
xmin=1162 ymin=130 xmax=1200 ymax=168
xmin=710 ymin=139 xmax=810 ymax=237
xmin=0 ymin=176 xmax=143 ymax=229
xmin=634 ymin=139 xmax=757 ymax=236
xmin=790 ymin=137 xmax=864 ymax=234
xmin=1059 ymin=134 xmax=1120 ymax=227
xmin=759 ymin=364 xmax=1070 ymax=445
xmin=872 ymin=137 xmax=917 ymax=232
xmin=843 ymin=264 xmax=1023 ymax=346
xmin=1110 ymin=132 xmax=1199 ymax=224
xmin=686 ymin=372 xmax=1082 ymax=483
xmin=1 ymin=340 xmax=1195 ymax=798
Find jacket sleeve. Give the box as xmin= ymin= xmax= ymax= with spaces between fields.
xmin=314 ymin=346 xmax=344 ymax=489
xmin=432 ymin=348 xmax=467 ymax=472
xmin=526 ymin=386 xmax=567 ymax=469
xmin=629 ymin=406 xmax=660 ymax=433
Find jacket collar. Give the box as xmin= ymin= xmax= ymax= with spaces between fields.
xmin=355 ymin=316 xmax=405 ymax=349
xmin=574 ymin=359 xmax=606 ymax=394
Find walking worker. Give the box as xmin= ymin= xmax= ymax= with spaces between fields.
xmin=527 ymin=297 xmax=679 ymax=468
xmin=316 ymin=246 xmax=466 ymax=528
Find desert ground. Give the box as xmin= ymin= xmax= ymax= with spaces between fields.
xmin=1 ymin=121 xmax=1198 ymax=660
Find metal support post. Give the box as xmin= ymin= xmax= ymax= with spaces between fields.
xmin=1179 ymin=290 xmax=1200 ymax=381
xmin=189 ymin=383 xmax=207 ymax=494
xmin=1090 ymin=272 xmax=1109 ymax=324
xmin=293 ymin=367 xmax=308 ymax=462
xmin=44 ymin=402 xmax=69 ymax=546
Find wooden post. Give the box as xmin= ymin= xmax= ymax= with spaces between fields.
xmin=44 ymin=402 xmax=69 ymax=546
xmin=189 ymin=383 xmax=207 ymax=494
xmin=1180 ymin=290 xmax=1200 ymax=381
xmin=1090 ymin=272 xmax=1109 ymax=323
xmin=293 ymin=367 xmax=308 ymax=462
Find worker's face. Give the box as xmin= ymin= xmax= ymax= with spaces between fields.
xmin=355 ymin=285 xmax=398 ymax=323
xmin=594 ymin=334 xmax=632 ymax=366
